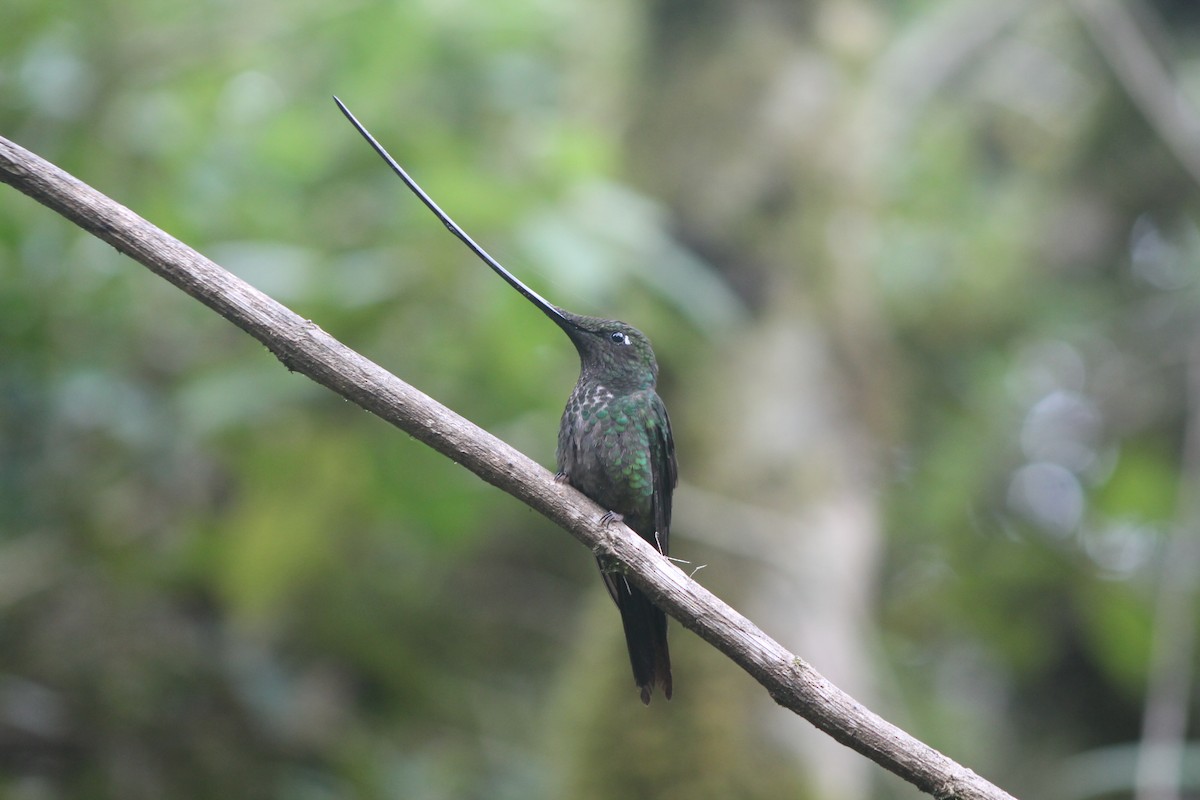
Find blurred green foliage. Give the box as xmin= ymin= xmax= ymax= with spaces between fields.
xmin=3 ymin=1 xmax=1200 ymax=799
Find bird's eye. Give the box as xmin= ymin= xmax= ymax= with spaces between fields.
xmin=610 ymin=331 xmax=628 ymax=345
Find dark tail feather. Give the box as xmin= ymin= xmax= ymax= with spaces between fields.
xmin=614 ymin=581 xmax=672 ymax=704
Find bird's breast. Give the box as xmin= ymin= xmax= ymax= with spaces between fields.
xmin=557 ymin=384 xmax=656 ymax=517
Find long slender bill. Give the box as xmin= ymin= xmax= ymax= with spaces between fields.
xmin=333 ymin=96 xmax=570 ymax=327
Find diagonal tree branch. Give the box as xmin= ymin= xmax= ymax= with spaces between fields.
xmin=0 ymin=134 xmax=1017 ymax=800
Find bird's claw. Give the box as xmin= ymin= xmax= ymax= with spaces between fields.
xmin=600 ymin=510 xmax=624 ymax=527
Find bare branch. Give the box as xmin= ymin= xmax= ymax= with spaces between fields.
xmin=0 ymin=134 xmax=1018 ymax=800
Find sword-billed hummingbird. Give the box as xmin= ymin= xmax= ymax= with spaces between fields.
xmin=335 ymin=97 xmax=676 ymax=704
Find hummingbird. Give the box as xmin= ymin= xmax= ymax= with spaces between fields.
xmin=335 ymin=97 xmax=676 ymax=704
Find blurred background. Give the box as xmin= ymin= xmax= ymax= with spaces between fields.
xmin=3 ymin=0 xmax=1200 ymax=798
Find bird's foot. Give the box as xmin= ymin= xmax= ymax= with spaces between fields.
xmin=600 ymin=510 xmax=625 ymax=527
xmin=553 ymin=470 xmax=570 ymax=484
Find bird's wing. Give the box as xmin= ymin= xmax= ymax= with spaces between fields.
xmin=649 ymin=391 xmax=677 ymax=556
